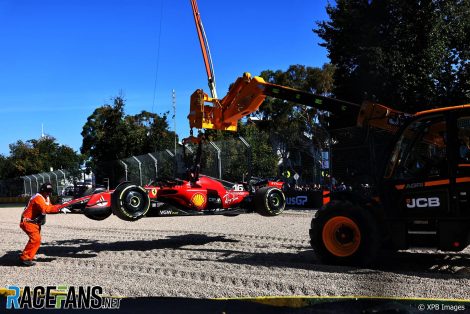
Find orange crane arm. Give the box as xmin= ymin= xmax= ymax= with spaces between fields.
xmin=190 ymin=0 xmax=217 ymax=99
xmin=188 ymin=72 xmax=411 ymax=133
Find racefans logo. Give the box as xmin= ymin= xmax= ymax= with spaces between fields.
xmin=191 ymin=193 xmax=206 ymax=208
xmin=5 ymin=285 xmax=120 ymax=310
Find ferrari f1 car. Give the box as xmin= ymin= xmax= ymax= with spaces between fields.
xmin=60 ymin=135 xmax=285 ymax=221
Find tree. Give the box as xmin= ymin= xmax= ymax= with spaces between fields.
xmin=2 ymin=136 xmax=82 ymax=178
xmin=125 ymin=110 xmax=175 ymax=154
xmin=81 ymin=96 xmax=177 ymax=166
xmin=0 ymin=154 xmax=15 ymax=179
xmin=315 ymin=0 xmax=470 ymax=112
xmin=239 ymin=123 xmax=278 ymax=179
xmin=200 ymin=123 xmax=278 ymax=181
xmin=256 ymin=64 xmax=335 ymax=128
xmin=248 ymin=64 xmax=335 ymax=183
xmin=81 ymin=97 xmax=127 ymax=164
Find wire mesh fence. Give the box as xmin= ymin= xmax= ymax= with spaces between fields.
xmin=20 ymin=170 xmax=74 ymax=196
xmin=95 ymin=138 xmax=253 ymax=188
xmin=1 ymin=136 xmax=331 ymax=198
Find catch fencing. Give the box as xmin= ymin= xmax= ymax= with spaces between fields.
xmin=20 ymin=170 xmax=74 ymax=196
xmin=3 ymin=135 xmax=332 ymax=198
xmin=93 ymin=137 xmax=253 ymax=189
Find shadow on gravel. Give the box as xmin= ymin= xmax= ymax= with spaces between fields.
xmin=0 ymin=234 xmax=239 ymax=266
xmin=373 ymin=250 xmax=470 ymax=277
xmin=192 ymin=247 xmax=470 ymax=279
xmin=0 ymin=251 xmax=58 ymax=266
xmin=36 ymin=234 xmax=239 ymax=258
xmin=188 ymin=248 xmax=346 ymax=272
xmin=182 ymin=240 xmax=470 ymax=278
xmin=0 ymin=251 xmax=23 ymax=266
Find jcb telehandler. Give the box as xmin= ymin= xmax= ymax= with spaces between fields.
xmin=188 ymin=72 xmax=470 ymax=265
xmin=188 ymin=0 xmax=470 ymax=265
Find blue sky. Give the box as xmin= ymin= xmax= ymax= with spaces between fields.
xmin=0 ymin=0 xmax=330 ymax=156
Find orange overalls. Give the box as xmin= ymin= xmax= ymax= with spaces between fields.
xmin=19 ymin=194 xmax=60 ymax=262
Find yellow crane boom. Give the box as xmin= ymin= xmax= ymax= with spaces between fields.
xmin=188 ymin=72 xmax=411 ymax=134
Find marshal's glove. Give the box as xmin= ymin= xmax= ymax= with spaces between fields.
xmin=60 ymin=207 xmax=71 ymax=214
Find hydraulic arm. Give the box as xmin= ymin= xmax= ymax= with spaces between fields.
xmin=188 ymin=72 xmax=411 ymax=134
xmin=190 ymin=0 xmax=217 ymax=99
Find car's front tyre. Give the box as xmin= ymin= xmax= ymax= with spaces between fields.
xmin=112 ymin=183 xmax=150 ymax=221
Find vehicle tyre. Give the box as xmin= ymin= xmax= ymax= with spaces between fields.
xmin=84 ymin=211 xmax=112 ymax=221
xmin=222 ymin=213 xmax=240 ymax=217
xmin=83 ymin=203 xmax=113 ymax=221
xmin=254 ymin=187 xmax=286 ymax=216
xmin=112 ymin=183 xmax=150 ymax=221
xmin=310 ymin=200 xmax=380 ymax=266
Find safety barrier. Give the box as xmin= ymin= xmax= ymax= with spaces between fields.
xmin=322 ymin=189 xmax=330 ymax=205
xmin=0 ymin=197 xmax=29 ymax=204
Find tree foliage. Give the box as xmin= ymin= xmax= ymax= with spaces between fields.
xmin=239 ymin=123 xmax=278 ymax=178
xmin=81 ymin=96 xmax=177 ymax=167
xmin=256 ymin=63 xmax=335 ymax=128
xmin=201 ymin=122 xmax=278 ymax=181
xmin=0 ymin=136 xmax=82 ymax=178
xmin=253 ymin=64 xmax=335 ymax=178
xmin=199 ymin=64 xmax=334 ymax=182
xmin=315 ymin=0 xmax=470 ymax=112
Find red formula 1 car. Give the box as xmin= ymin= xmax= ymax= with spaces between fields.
xmin=61 ymin=176 xmax=285 ymax=221
xmin=60 ymin=136 xmax=285 ymax=221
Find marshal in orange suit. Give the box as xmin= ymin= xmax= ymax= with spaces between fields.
xmin=19 ymin=182 xmax=70 ymax=266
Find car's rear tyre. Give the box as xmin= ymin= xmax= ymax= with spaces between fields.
xmin=254 ymin=187 xmax=286 ymax=216
xmin=112 ymin=183 xmax=150 ymax=221
xmin=310 ymin=201 xmax=380 ymax=266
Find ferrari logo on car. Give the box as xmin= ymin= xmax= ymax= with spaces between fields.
xmin=96 ymin=196 xmax=108 ymax=207
xmin=191 ymin=193 xmax=206 ymax=208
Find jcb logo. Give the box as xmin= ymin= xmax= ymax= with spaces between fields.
xmin=406 ymin=197 xmax=440 ymax=208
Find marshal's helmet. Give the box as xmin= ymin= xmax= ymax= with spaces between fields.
xmin=39 ymin=182 xmax=54 ymax=194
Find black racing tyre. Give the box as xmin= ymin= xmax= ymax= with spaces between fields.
xmin=112 ymin=183 xmax=150 ymax=221
xmin=254 ymin=187 xmax=286 ymax=217
xmin=310 ymin=200 xmax=380 ymax=266
xmin=84 ymin=211 xmax=112 ymax=221
xmin=222 ymin=213 xmax=241 ymax=217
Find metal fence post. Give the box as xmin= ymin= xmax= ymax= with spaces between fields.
xmin=26 ymin=176 xmax=32 ymax=195
xmin=328 ymin=134 xmax=332 ymax=191
xmin=239 ymin=136 xmax=252 ymax=179
xmin=58 ymin=169 xmax=66 ymax=187
xmin=59 ymin=169 xmax=67 ymax=193
xmin=21 ymin=177 xmax=26 ymax=195
xmin=31 ymin=175 xmax=39 ymax=193
xmin=38 ymin=173 xmax=45 ymax=184
xmin=209 ymin=141 xmax=222 ymax=180
xmin=120 ymin=160 xmax=128 ymax=181
xmin=52 ymin=172 xmax=59 ymax=194
xmin=147 ymin=153 xmax=158 ymax=179
xmin=132 ymin=156 xmax=143 ymax=186
xmin=166 ymin=149 xmax=176 ymax=177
